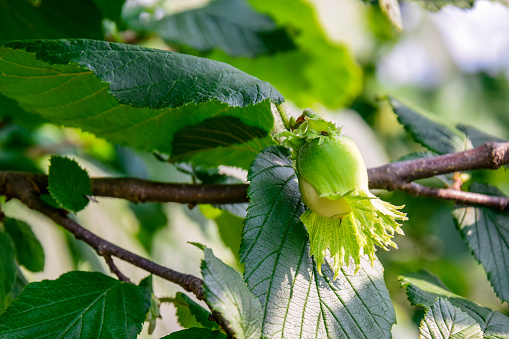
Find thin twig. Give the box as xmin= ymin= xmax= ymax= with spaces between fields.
xmin=103 ymin=255 xmax=131 ymax=283
xmin=399 ymin=182 xmax=509 ymax=211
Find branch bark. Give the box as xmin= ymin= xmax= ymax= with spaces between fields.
xmin=1 ymin=142 xmax=508 ymax=210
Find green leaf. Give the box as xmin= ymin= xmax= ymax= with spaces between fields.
xmin=173 ymin=292 xmax=219 ymax=330
xmin=3 ymin=217 xmax=44 ymax=272
xmin=0 ymin=0 xmax=103 ymax=41
xmin=456 ymin=124 xmax=508 ymax=148
xmin=242 ymin=146 xmax=396 ymax=338
xmin=206 ymin=0 xmax=362 ymax=108
xmin=201 ymin=247 xmax=262 ymax=339
xmin=420 ymin=298 xmax=483 ymax=339
xmin=399 ymin=270 xmax=509 ymax=337
xmin=452 ymin=183 xmax=509 ymax=304
xmin=162 ymin=328 xmax=226 ymax=339
xmin=132 ymin=0 xmax=296 ymax=57
xmin=48 ymin=156 xmax=92 ymax=212
xmin=0 ymin=40 xmax=281 ymax=169
xmin=389 ymin=97 xmax=472 ymax=154
xmin=0 ymin=271 xmax=152 ymax=338
xmin=0 ymin=232 xmax=16 ymax=313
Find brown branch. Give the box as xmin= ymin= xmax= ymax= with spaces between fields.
xmin=0 ymin=173 xmax=235 ymax=337
xmin=0 ymin=142 xmax=508 ymax=212
xmin=398 ymin=182 xmax=509 ymax=210
xmin=367 ymin=141 xmax=509 ymax=190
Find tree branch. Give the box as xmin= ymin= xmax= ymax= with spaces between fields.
xmin=0 ymin=173 xmax=235 ymax=337
xmin=367 ymin=141 xmax=509 ymax=189
xmin=0 ymin=142 xmax=508 ymax=211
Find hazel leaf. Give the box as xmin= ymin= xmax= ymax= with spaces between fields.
xmin=48 ymin=156 xmax=92 ymax=213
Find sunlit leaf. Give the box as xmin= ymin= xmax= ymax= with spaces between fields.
xmin=201 ymin=247 xmax=262 ymax=339
xmin=420 ymin=298 xmax=483 ymax=339
xmin=242 ymin=146 xmax=396 ymax=338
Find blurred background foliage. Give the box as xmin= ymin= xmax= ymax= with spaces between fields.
xmin=1 ymin=0 xmax=508 ymax=337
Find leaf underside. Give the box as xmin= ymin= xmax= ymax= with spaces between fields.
xmin=0 ymin=39 xmax=282 ymax=169
xmin=2 ymin=218 xmax=44 ymax=272
xmin=201 ymin=247 xmax=262 ymax=339
xmin=420 ymin=298 xmax=483 ymax=339
xmin=242 ymin=146 xmax=396 ymax=338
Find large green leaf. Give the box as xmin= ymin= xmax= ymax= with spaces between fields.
xmin=2 ymin=218 xmax=44 ymax=272
xmin=0 ymin=271 xmax=151 ymax=338
xmin=399 ymin=270 xmax=509 ymax=338
xmin=420 ymin=298 xmax=483 ymax=339
xmin=0 ymin=232 xmax=16 ymax=313
xmin=206 ymin=0 xmax=362 ymax=108
xmin=201 ymin=247 xmax=262 ymax=339
xmin=162 ymin=328 xmax=226 ymax=339
xmin=0 ymin=0 xmax=103 ymax=41
xmin=0 ymin=39 xmax=282 ymax=169
xmin=389 ymin=97 xmax=472 ymax=154
xmin=242 ymin=146 xmax=396 ymax=338
xmin=452 ymin=183 xmax=509 ymax=304
xmin=129 ymin=0 xmax=295 ymax=58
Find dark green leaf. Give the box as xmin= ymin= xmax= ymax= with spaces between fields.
xmin=48 ymin=156 xmax=92 ymax=212
xmin=420 ymin=298 xmax=483 ymax=339
xmin=0 ymin=232 xmax=16 ymax=313
xmin=456 ymin=124 xmax=507 ymax=148
xmin=3 ymin=218 xmax=44 ymax=272
xmin=389 ymin=97 xmax=471 ymax=154
xmin=1 ymin=40 xmax=283 ymax=109
xmin=0 ymin=0 xmax=102 ymax=41
xmin=134 ymin=0 xmax=296 ymax=57
xmin=162 ymin=328 xmax=226 ymax=339
xmin=201 ymin=247 xmax=262 ymax=339
xmin=207 ymin=0 xmax=362 ymax=108
xmin=0 ymin=271 xmax=152 ymax=338
xmin=242 ymin=146 xmax=396 ymax=338
xmin=0 ymin=40 xmax=281 ymax=169
xmin=173 ymin=292 xmax=219 ymax=330
xmin=452 ymin=183 xmax=509 ymax=304
xmin=399 ymin=270 xmax=509 ymax=337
